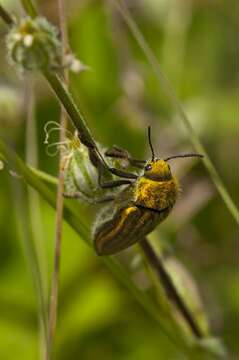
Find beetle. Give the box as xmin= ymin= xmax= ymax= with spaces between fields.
xmin=91 ymin=127 xmax=203 ymax=255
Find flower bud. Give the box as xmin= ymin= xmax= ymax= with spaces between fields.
xmin=6 ymin=16 xmax=61 ymax=71
xmin=63 ymin=134 xmax=116 ymax=203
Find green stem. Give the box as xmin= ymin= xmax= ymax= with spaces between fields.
xmin=18 ymin=0 xmax=98 ymax=148
xmin=0 ymin=4 xmax=14 ymax=25
xmin=30 ymin=167 xmax=58 ymax=185
xmin=113 ymin=0 xmax=239 ymax=226
xmin=43 ymin=71 xmax=96 ymax=150
xmin=1 ymin=3 xmax=94 ymax=150
xmin=47 ymin=0 xmax=70 ymax=356
xmin=140 ymin=238 xmax=203 ymax=339
xmin=21 ymin=0 xmax=38 ymax=18
xmin=25 ymin=79 xmax=48 ymax=355
xmin=11 ymin=180 xmax=48 ymax=351
xmin=19 ymin=0 xmax=106 ymax=170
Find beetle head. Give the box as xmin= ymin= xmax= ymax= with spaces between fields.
xmin=144 ymin=126 xmax=203 ymax=181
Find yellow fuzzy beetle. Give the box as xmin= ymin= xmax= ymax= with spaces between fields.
xmin=92 ymin=127 xmax=203 ymax=255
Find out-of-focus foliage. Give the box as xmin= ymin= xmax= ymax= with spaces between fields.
xmin=0 ymin=0 xmax=239 ymax=359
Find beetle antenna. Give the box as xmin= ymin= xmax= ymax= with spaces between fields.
xmin=148 ymin=126 xmax=155 ymax=161
xmin=164 ymin=153 xmax=204 ymax=161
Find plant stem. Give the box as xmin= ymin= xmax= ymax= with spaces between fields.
xmin=30 ymin=167 xmax=58 ymax=185
xmin=25 ymin=78 xmax=48 ymax=357
xmin=0 ymin=2 xmax=102 ymax=161
xmin=113 ymin=0 xmax=239 ymax=226
xmin=23 ymin=0 xmax=103 ymax=162
xmin=0 ymin=4 xmax=14 ymax=25
xmin=47 ymin=157 xmax=67 ymax=360
xmin=47 ymin=0 xmax=70 ymax=357
xmin=21 ymin=0 xmax=38 ymax=18
xmin=140 ymin=238 xmax=203 ymax=339
xmin=0 ymin=5 xmax=103 ymax=196
xmin=47 ymin=158 xmax=65 ymax=360
xmin=43 ymin=71 xmax=98 ymax=152
xmin=11 ymin=179 xmax=48 ymax=350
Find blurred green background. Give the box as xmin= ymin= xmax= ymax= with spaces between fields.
xmin=0 ymin=0 xmax=239 ymax=359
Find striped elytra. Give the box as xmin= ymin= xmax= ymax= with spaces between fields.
xmin=93 ymin=159 xmax=179 ymax=255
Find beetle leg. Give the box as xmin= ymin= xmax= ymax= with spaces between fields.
xmin=86 ymin=143 xmax=140 ymax=180
xmin=88 ymin=145 xmax=138 ymax=180
xmin=98 ymin=166 xmax=132 ymax=189
xmin=94 ymin=196 xmax=115 ymax=204
xmin=105 ymin=146 xmax=146 ymax=169
xmin=63 ymin=191 xmax=90 ymax=201
xmin=107 ymin=167 xmax=138 ymax=179
xmin=99 ymin=179 xmax=132 ymax=189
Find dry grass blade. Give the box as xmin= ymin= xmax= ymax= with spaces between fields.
xmin=47 ymin=0 xmax=70 ymax=357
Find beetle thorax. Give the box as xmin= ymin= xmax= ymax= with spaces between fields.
xmin=134 ymin=173 xmax=179 ymax=212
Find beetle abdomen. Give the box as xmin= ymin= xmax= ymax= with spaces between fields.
xmin=93 ymin=205 xmax=170 ymax=255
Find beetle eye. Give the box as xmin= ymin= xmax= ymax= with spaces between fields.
xmin=144 ymin=164 xmax=152 ymax=171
